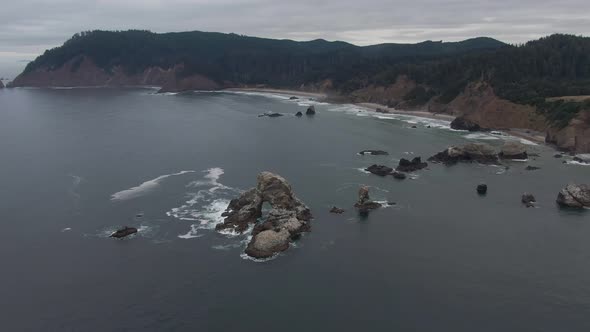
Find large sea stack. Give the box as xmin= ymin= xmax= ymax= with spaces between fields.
xmin=216 ymin=172 xmax=312 ymax=259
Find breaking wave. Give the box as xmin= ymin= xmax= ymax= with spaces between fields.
xmin=111 ymin=170 xmax=195 ymax=201
xmin=166 ymin=168 xmax=242 ymax=239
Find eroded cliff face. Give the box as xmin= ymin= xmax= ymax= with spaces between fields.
xmin=10 ymin=56 xmax=223 ymax=92
xmin=349 ymin=75 xmax=417 ymax=106
xmin=546 ymin=111 xmax=590 ymax=152
xmin=447 ymin=82 xmax=548 ymax=131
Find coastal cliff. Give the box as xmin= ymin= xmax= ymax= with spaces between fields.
xmin=9 ymin=30 xmax=590 ymax=152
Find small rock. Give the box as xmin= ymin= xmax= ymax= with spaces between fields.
xmin=396 ymin=157 xmax=428 ymax=172
xmin=450 ymin=116 xmax=485 ymax=132
xmin=522 ymin=193 xmax=536 ymax=207
xmin=556 ymin=184 xmax=590 ymax=208
xmin=289 ymin=96 xmax=299 ymax=100
xmin=554 ymin=154 xmax=563 ymax=158
xmin=499 ymin=142 xmax=528 ymax=160
xmin=330 ymin=207 xmax=345 ymax=214
xmin=365 ymin=164 xmax=394 ymax=176
xmin=295 ymin=111 xmax=303 ymax=117
xmin=411 ymin=125 xmax=417 ymax=129
xmin=376 ymin=108 xmax=388 ymax=113
xmin=391 ymin=171 xmax=407 ymax=180
xmin=306 ymin=106 xmax=316 ymax=115
xmin=525 ymin=166 xmax=541 ymax=171
xmin=110 ymin=226 xmax=138 ymax=238
xmin=258 ymin=112 xmax=283 ymax=118
xmin=477 ymin=184 xmax=488 ymax=195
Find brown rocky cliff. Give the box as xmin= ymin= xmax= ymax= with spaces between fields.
xmin=546 ymin=111 xmax=590 ymax=152
xmin=447 ymin=82 xmax=547 ymax=131
xmin=10 ymin=56 xmax=221 ymax=91
xmin=349 ymin=75 xmax=417 ymax=106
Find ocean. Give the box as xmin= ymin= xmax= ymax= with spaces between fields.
xmin=0 ymin=87 xmax=589 ymax=331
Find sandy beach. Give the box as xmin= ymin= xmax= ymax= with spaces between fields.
xmin=226 ymin=88 xmax=548 ymax=145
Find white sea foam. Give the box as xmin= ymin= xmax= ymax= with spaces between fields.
xmin=356 ymin=167 xmax=371 ymax=174
xmin=111 ymin=170 xmax=195 ymax=201
xmin=465 ymin=133 xmax=501 ymax=140
xmin=566 ymin=160 xmax=590 ymax=166
xmin=168 ymin=168 xmax=243 ymax=239
xmin=61 ymin=228 xmax=72 ymax=232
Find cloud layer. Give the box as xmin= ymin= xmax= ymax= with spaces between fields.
xmin=1 ymin=0 xmax=589 ymax=77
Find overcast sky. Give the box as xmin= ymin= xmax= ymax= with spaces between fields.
xmin=1 ymin=0 xmax=589 ymax=78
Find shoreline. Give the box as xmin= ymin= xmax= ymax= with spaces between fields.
xmin=226 ymin=88 xmax=547 ymax=145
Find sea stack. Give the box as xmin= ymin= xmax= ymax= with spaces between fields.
xmin=217 ymin=172 xmax=312 ymax=259
xmin=354 ymin=186 xmax=382 ymax=216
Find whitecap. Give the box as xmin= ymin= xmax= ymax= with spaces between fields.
xmin=61 ymin=228 xmax=72 ymax=232
xmin=465 ymin=133 xmax=501 ymax=140
xmin=111 ymin=170 xmax=195 ymax=201
xmin=178 ymin=224 xmax=202 ymax=239
xmin=356 ymin=168 xmax=371 ymax=174
xmin=566 ymin=160 xmax=590 ymax=166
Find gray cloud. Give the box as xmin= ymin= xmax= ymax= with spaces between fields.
xmin=1 ymin=0 xmax=589 ymax=77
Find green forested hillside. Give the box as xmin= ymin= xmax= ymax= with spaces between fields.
xmin=20 ymin=31 xmax=590 ymax=125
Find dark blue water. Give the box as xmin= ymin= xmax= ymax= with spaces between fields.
xmin=1 ymin=87 xmax=589 ymax=331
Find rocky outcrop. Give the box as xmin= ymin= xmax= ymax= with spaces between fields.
xmin=447 ymin=82 xmax=547 ymax=131
xmin=450 ymin=116 xmax=485 ymax=131
xmin=217 ymin=172 xmax=312 ymax=259
xmin=546 ymin=111 xmax=590 ymax=153
xmin=359 ymin=150 xmax=389 ymax=156
xmin=396 ymin=157 xmax=428 ymax=172
xmin=556 ymin=184 xmax=590 ymax=209
xmin=365 ymin=164 xmax=393 ymax=176
xmin=477 ymin=184 xmax=488 ymax=195
xmin=522 ymin=193 xmax=536 ymax=207
xmin=349 ymin=75 xmax=417 ymax=107
xmin=330 ymin=207 xmax=345 ymax=214
xmin=110 ymin=226 xmax=138 ymax=238
xmin=499 ymin=142 xmax=528 ymax=160
xmin=429 ymin=143 xmax=498 ymax=165
xmin=354 ymin=186 xmax=382 ymax=215
xmin=573 ymin=155 xmax=590 ymax=164
xmin=295 ymin=111 xmax=303 ymax=117
xmin=306 ymin=106 xmax=316 ymax=115
xmin=258 ymin=112 xmax=283 ymax=118
xmin=392 ymin=171 xmax=407 ymax=180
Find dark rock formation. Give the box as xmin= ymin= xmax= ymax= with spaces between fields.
xmin=289 ymin=96 xmax=299 ymax=100
xmin=110 ymin=226 xmax=138 ymax=238
xmin=217 ymin=172 xmax=312 ymax=259
xmin=525 ymin=166 xmax=541 ymax=171
xmin=477 ymin=184 xmax=488 ymax=195
xmin=499 ymin=142 xmax=528 ymax=160
xmin=391 ymin=171 xmax=407 ymax=180
xmin=429 ymin=143 xmax=498 ymax=165
xmin=365 ymin=164 xmax=393 ymax=176
xmin=522 ymin=193 xmax=536 ymax=207
xmin=396 ymin=157 xmax=428 ymax=172
xmin=306 ymin=106 xmax=316 ymax=115
xmin=411 ymin=125 xmax=417 ymax=129
xmin=450 ymin=116 xmax=485 ymax=132
xmin=330 ymin=207 xmax=345 ymax=214
xmin=556 ymin=184 xmax=590 ymax=208
xmin=295 ymin=111 xmax=303 ymax=117
xmin=258 ymin=112 xmax=283 ymax=118
xmin=359 ymin=150 xmax=389 ymax=156
xmin=354 ymin=186 xmax=382 ymax=216
xmin=554 ymin=154 xmax=563 ymax=158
